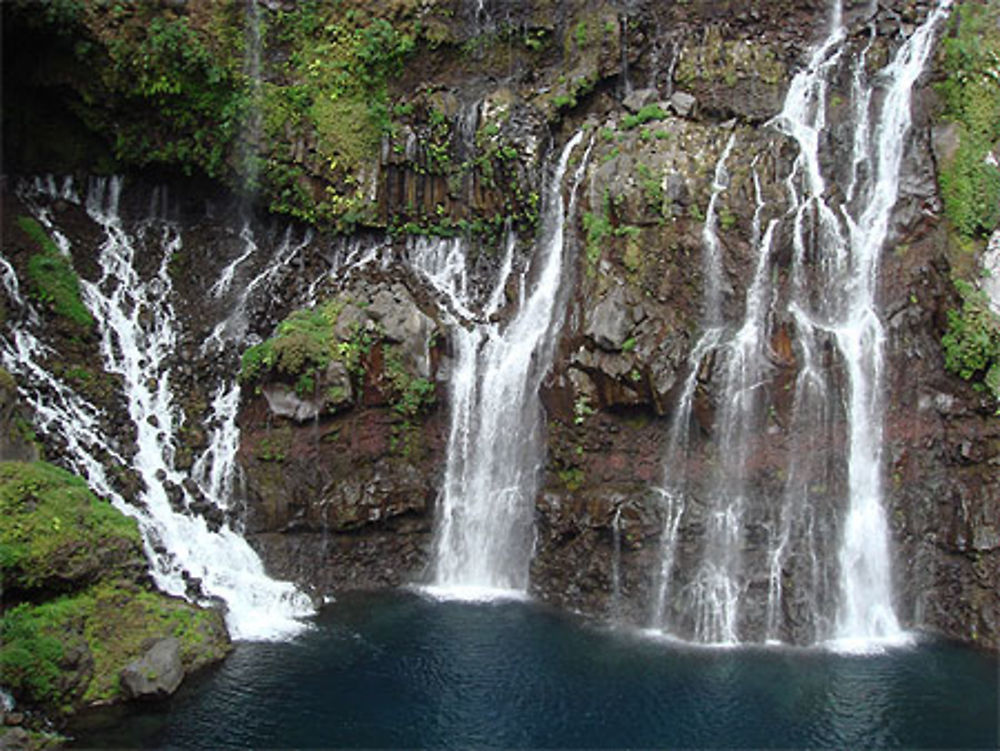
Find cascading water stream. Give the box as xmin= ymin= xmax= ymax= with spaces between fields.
xmin=414 ymin=132 xmax=590 ymax=597
xmin=3 ymin=176 xmax=313 ymax=640
xmin=651 ymin=0 xmax=951 ymax=649
xmin=773 ymin=0 xmax=953 ymax=650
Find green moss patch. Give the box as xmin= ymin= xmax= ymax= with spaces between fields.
xmin=0 ymin=461 xmax=142 ymax=596
xmin=0 ymin=580 xmax=229 ymax=712
xmin=942 ymin=279 xmax=1000 ymax=404
xmin=239 ymin=299 xmax=363 ymax=388
xmin=936 ymin=1 xmax=1000 ymax=239
xmin=17 ymin=216 xmax=94 ymax=329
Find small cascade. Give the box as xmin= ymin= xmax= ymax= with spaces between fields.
xmin=204 ymin=225 xmax=314 ymax=350
xmin=191 ymin=382 xmax=242 ymax=513
xmin=416 ymin=132 xmax=591 ymax=597
xmin=649 ymin=135 xmax=736 ymax=636
xmin=651 ymin=138 xmax=778 ymax=644
xmin=702 ymin=134 xmax=736 ymax=327
xmin=3 ymin=176 xmax=313 ymax=640
xmin=609 ymin=506 xmax=623 ymax=620
xmin=619 ymin=15 xmax=632 ymax=99
xmin=210 ymin=222 xmax=258 ymax=300
xmin=651 ymin=0 xmax=952 ymax=649
xmin=240 ymin=0 xmax=264 ymax=190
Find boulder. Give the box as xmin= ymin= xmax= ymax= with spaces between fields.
xmin=120 ymin=637 xmax=184 ymax=700
xmin=585 ymin=286 xmax=641 ymax=351
xmin=262 ymin=384 xmax=322 ymax=422
xmin=367 ymin=284 xmax=436 ymax=377
xmin=668 ymin=91 xmax=697 ymax=118
xmin=623 ymin=88 xmax=659 ymax=113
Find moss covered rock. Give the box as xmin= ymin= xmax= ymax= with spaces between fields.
xmin=0 ymin=579 xmax=229 ymax=716
xmin=0 ymin=462 xmax=145 ymax=598
xmin=0 ymin=461 xmax=230 ymax=721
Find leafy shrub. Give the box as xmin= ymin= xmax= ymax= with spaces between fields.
xmin=622 ymin=105 xmax=666 ymax=130
xmin=936 ymin=2 xmax=1000 ymax=238
xmin=583 ymin=210 xmax=612 ymax=270
xmin=942 ymin=280 xmax=1000 ymax=403
xmin=384 ymin=346 xmax=435 ymax=419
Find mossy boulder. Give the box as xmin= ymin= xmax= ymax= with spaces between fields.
xmin=0 ymin=462 xmax=146 ymax=598
xmin=240 ymin=281 xmax=438 ymax=421
xmin=0 ymin=462 xmax=230 ymax=721
xmin=0 ymin=579 xmax=229 ymax=717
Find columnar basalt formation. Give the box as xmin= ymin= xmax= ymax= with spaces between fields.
xmin=1 ymin=0 xmax=996 ymax=652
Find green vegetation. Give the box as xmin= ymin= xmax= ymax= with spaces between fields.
xmin=0 ymin=461 xmax=139 ymax=593
xmin=573 ymin=394 xmax=596 ymax=425
xmin=942 ymin=280 xmax=1000 ymax=404
xmin=936 ymin=1 xmax=1000 ymax=238
xmin=0 ymin=461 xmax=229 ymax=715
xmin=622 ymin=104 xmax=666 ymax=130
xmin=0 ymin=604 xmax=64 ymax=706
xmin=239 ymin=299 xmax=363 ymax=389
xmin=240 ymin=297 xmax=436 ymax=426
xmin=17 ymin=216 xmax=94 ymax=329
xmin=104 ymin=12 xmax=245 ymax=180
xmin=0 ymin=580 xmax=228 ymax=710
xmin=557 ymin=466 xmax=585 ymax=491
xmin=384 ymin=346 xmax=436 ymax=420
xmin=583 ymin=210 xmax=612 ymax=274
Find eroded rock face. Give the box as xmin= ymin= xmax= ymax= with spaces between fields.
xmin=3 ymin=0 xmax=995 ymax=652
xmin=228 ymin=1 xmax=997 ymax=650
xmin=238 ymin=277 xmax=446 ymax=595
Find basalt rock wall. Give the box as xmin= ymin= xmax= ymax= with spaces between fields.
xmin=2 ymin=0 xmax=997 ymax=649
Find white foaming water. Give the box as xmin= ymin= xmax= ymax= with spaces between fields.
xmin=651 ymin=0 xmax=950 ymax=649
xmin=649 ymin=138 xmax=740 ymax=632
xmin=204 ymin=224 xmax=314 ymax=351
xmin=412 ymin=132 xmax=590 ymax=595
xmin=210 ymin=222 xmax=258 ymax=299
xmin=702 ymin=134 xmax=736 ymax=326
xmin=4 ymin=176 xmax=312 ymax=640
xmin=771 ymin=0 xmax=953 ymax=650
xmin=191 ymin=381 xmax=242 ymax=511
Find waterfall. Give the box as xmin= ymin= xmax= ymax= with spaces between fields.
xmin=650 ymin=140 xmax=777 ymax=644
xmin=610 ymin=505 xmax=623 ymax=620
xmin=775 ymin=0 xmax=953 ymax=650
xmin=414 ymin=132 xmax=590 ymax=597
xmin=4 ymin=176 xmax=313 ymax=640
xmin=651 ymin=0 xmax=952 ymax=648
xmin=240 ymin=0 xmax=263 ymax=191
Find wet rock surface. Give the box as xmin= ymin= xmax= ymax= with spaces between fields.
xmin=0 ymin=0 xmax=996 ymax=654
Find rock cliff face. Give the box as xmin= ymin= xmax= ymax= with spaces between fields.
xmin=2 ymin=0 xmax=997 ymax=650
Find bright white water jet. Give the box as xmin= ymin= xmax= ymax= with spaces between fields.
xmin=4 ymin=176 xmax=313 ymax=640
xmin=416 ymin=132 xmax=590 ymax=597
xmin=771 ymin=0 xmax=953 ymax=651
xmin=652 ymin=0 xmax=950 ymax=649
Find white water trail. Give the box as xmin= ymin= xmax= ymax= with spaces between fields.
xmin=4 ymin=176 xmax=313 ymax=640
xmin=772 ymin=0 xmax=953 ymax=650
xmin=702 ymin=134 xmax=736 ymax=326
xmin=421 ymin=132 xmax=590 ymax=597
xmin=610 ymin=505 xmax=623 ymax=619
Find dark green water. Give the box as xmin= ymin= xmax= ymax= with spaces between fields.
xmin=70 ymin=591 xmax=999 ymax=749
